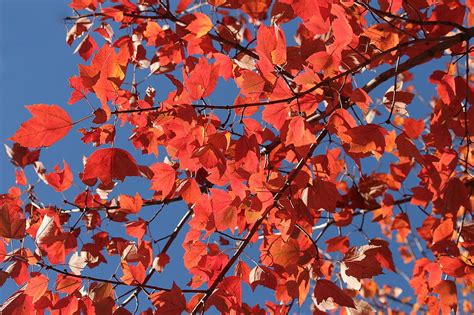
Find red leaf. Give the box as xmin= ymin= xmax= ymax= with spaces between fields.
xmin=149 ymin=282 xmax=186 ymax=314
xmin=125 ymin=218 xmax=147 ymax=240
xmin=9 ymin=104 xmax=73 ymax=148
xmin=238 ymin=70 xmax=266 ymax=96
xmin=325 ymin=236 xmax=349 ymax=254
xmin=261 ymin=236 xmax=301 ymax=268
xmin=15 ymin=169 xmax=27 ymax=186
xmin=178 ymin=178 xmax=201 ymax=205
xmin=0 ymin=291 xmax=34 ymax=314
xmin=344 ymin=124 xmax=386 ymax=156
xmin=153 ymin=253 xmax=170 ymax=273
xmin=403 ymin=118 xmax=425 ymax=139
xmin=256 ymin=25 xmax=287 ymax=66
xmin=92 ymin=108 xmax=108 ymax=124
xmin=340 ymin=239 xmax=394 ymax=289
xmin=211 ymin=189 xmax=236 ymax=231
xmin=0 ymin=203 xmax=26 ymax=239
xmin=150 ymin=162 xmax=177 ymax=198
xmin=44 ymin=161 xmax=73 ymax=192
xmin=284 ymin=116 xmax=315 ymax=148
xmin=184 ymin=57 xmax=219 ymax=100
xmin=302 ymin=180 xmax=341 ymax=212
xmin=75 ymin=35 xmax=98 ymax=61
xmin=4 ymin=143 xmax=40 ymax=168
xmin=207 ymin=276 xmax=242 ymax=313
xmin=121 ymin=262 xmax=145 ymax=285
xmin=82 ymin=148 xmax=140 ymax=184
xmin=438 ymin=256 xmax=467 ymax=278
xmin=433 ymin=280 xmax=457 ymax=314
xmin=68 ymin=76 xmax=88 ymax=104
xmin=313 ymin=279 xmax=355 ymax=311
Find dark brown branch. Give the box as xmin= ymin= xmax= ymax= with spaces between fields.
xmin=37 ymin=261 xmax=204 ymax=293
xmin=120 ymin=208 xmax=194 ymax=306
xmin=357 ymin=1 xmax=468 ymax=33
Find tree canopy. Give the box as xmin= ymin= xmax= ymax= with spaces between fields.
xmin=1 ymin=0 xmax=474 ymax=313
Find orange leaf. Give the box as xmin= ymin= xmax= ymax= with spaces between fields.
xmin=44 ymin=161 xmax=73 ymax=192
xmin=55 ymin=274 xmax=82 ymax=294
xmin=24 ymin=274 xmax=49 ymax=303
xmin=121 ymin=262 xmax=145 ymax=285
xmin=10 ymin=104 xmax=73 ymax=148
xmin=119 ymin=193 xmax=143 ymax=214
xmin=433 ymin=280 xmax=457 ymax=314
xmin=125 ymin=218 xmax=147 ymax=239
xmin=79 ymin=44 xmax=128 ymax=106
xmin=178 ymin=178 xmax=201 ymax=205
xmin=186 ymin=12 xmax=213 ymax=38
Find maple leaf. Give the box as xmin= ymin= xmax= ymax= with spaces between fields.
xmin=75 ymin=34 xmax=98 ymax=61
xmin=186 ymin=12 xmax=213 ymax=38
xmin=150 ymin=162 xmax=177 ymax=198
xmin=119 ymin=193 xmax=143 ymax=214
xmin=0 ymin=203 xmax=26 ymax=240
xmin=242 ymin=0 xmax=272 ymax=19
xmin=4 ymin=143 xmax=40 ymax=168
xmin=10 ymin=104 xmax=73 ymax=148
xmin=0 ymin=291 xmax=34 ymax=314
xmin=256 ymin=25 xmax=287 ymax=66
xmin=153 ymin=253 xmax=170 ymax=273
xmin=44 ymin=161 xmax=73 ymax=192
xmin=149 ymin=282 xmax=186 ymax=314
xmin=82 ymin=148 xmax=140 ymax=184
xmin=121 ymin=262 xmax=146 ymax=285
xmin=238 ymin=70 xmax=266 ymax=96
xmin=207 ymin=276 xmax=242 ymax=313
xmin=313 ymin=279 xmax=355 ymax=311
xmin=284 ymin=116 xmax=315 ymax=148
xmin=125 ymin=218 xmax=147 ymax=239
xmin=79 ymin=44 xmax=128 ymax=106
xmin=24 ymin=274 xmax=49 ymax=303
xmin=434 ymin=280 xmax=457 ymax=314
xmin=2 ymin=0 xmax=474 ymax=313
xmin=183 ymin=57 xmax=219 ymax=100
xmin=177 ymin=178 xmax=202 ymax=205
xmin=55 ymin=274 xmax=82 ymax=294
xmin=261 ymin=236 xmax=301 ymax=268
xmin=344 ymin=124 xmax=387 ymax=156
xmin=340 ymin=239 xmax=395 ymax=290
